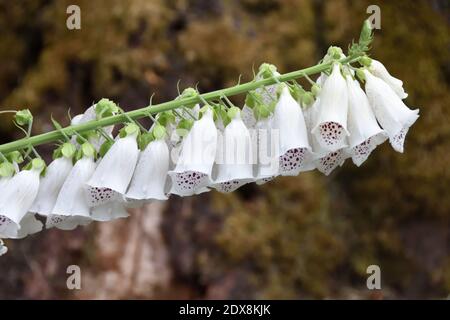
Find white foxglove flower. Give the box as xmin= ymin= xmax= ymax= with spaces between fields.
xmin=255 ymin=116 xmax=279 ymax=184
xmin=272 ymin=86 xmax=312 ymax=176
xmin=86 ymin=124 xmax=140 ymax=206
xmin=9 ymin=213 xmax=43 ymax=239
xmin=369 ymin=59 xmax=408 ymax=99
xmin=127 ymin=135 xmax=170 ymax=200
xmin=168 ymin=107 xmax=217 ymax=196
xmin=305 ymin=99 xmax=347 ymax=175
xmin=211 ymin=108 xmax=254 ymax=193
xmin=0 ymin=160 xmax=43 ymax=238
xmin=0 ymin=239 xmax=7 ymax=256
xmin=312 ymin=64 xmax=349 ymax=152
xmin=90 ymin=201 xmax=129 ymax=222
xmin=364 ymin=70 xmax=419 ymax=153
xmin=48 ymin=146 xmax=97 ymax=230
xmin=345 ymin=76 xmax=387 ymax=166
xmin=30 ymin=154 xmax=74 ymax=216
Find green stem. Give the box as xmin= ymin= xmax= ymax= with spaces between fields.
xmin=0 ymin=55 xmax=362 ymax=154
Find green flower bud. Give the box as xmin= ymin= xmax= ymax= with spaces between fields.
xmin=120 ymin=123 xmax=139 ymax=138
xmin=15 ymin=109 xmax=33 ymax=126
xmin=95 ymin=98 xmax=119 ymax=118
xmin=360 ymin=56 xmax=372 ymax=68
xmin=327 ymin=46 xmax=343 ymax=60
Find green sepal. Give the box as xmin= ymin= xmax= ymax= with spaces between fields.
xmin=356 ymin=69 xmax=366 ymax=82
xmin=301 ymin=92 xmax=315 ymax=106
xmin=152 ymin=123 xmax=167 ymax=140
xmin=31 ymin=158 xmax=45 ymax=173
xmin=290 ymin=85 xmax=306 ymax=102
xmin=176 ymin=119 xmax=194 ymax=137
xmin=0 ymin=162 xmax=15 ymax=178
xmin=245 ymin=93 xmax=256 ymax=109
xmin=6 ymin=151 xmax=24 ymax=164
xmin=227 ymin=107 xmax=240 ymax=120
xmin=15 ymin=109 xmax=33 ymax=126
xmin=157 ymin=111 xmax=176 ymax=127
xmin=61 ymin=142 xmax=76 ymax=159
xmin=311 ymin=84 xmax=321 ymax=97
xmin=99 ymin=140 xmax=114 ymax=157
xmin=257 ymin=63 xmax=278 ymax=79
xmin=138 ymin=132 xmax=154 ymax=150
xmin=81 ymin=142 xmax=96 ymax=159
xmin=253 ymin=104 xmax=271 ymax=120
xmin=119 ymin=123 xmax=140 ymax=138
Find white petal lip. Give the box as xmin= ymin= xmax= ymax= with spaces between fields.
xmin=272 ymin=86 xmax=312 ymax=176
xmin=90 ymin=201 xmax=129 ymax=222
xmin=30 ymin=157 xmax=73 ymax=216
xmin=169 ymin=108 xmax=217 ymax=196
xmin=364 ymin=70 xmax=419 ymax=153
xmin=87 ymin=134 xmax=140 ymax=195
xmin=212 ymin=115 xmax=254 ymax=192
xmin=370 ymin=59 xmax=408 ymax=99
xmin=0 ymin=169 xmax=40 ymax=238
xmin=127 ymin=139 xmax=170 ymax=200
xmin=52 ymin=157 xmax=96 ymax=218
xmin=345 ymin=76 xmax=387 ymax=166
xmin=312 ymin=64 xmax=349 ymax=152
xmin=10 ymin=213 xmax=43 ymax=239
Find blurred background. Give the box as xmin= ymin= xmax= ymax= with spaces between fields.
xmin=0 ymin=0 xmax=449 ymax=299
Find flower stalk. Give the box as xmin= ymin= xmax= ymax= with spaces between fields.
xmin=0 ymin=55 xmax=363 ymax=155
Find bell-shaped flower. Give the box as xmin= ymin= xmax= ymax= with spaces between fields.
xmin=272 ymin=86 xmax=312 ymax=176
xmin=0 ymin=159 xmax=44 ymax=238
xmin=86 ymin=123 xmax=140 ymax=206
xmin=48 ymin=143 xmax=97 ymax=230
xmin=30 ymin=143 xmax=75 ymax=216
xmin=369 ymin=59 xmax=408 ymax=99
xmin=363 ymin=70 xmax=419 ymax=153
xmin=126 ymin=124 xmax=170 ymax=200
xmin=254 ymin=107 xmax=279 ymax=184
xmin=304 ymin=99 xmax=347 ymax=176
xmin=312 ymin=63 xmax=349 ymax=152
xmin=211 ymin=107 xmax=254 ymax=193
xmin=345 ymin=76 xmax=387 ymax=166
xmin=168 ymin=107 xmax=217 ymax=196
xmin=90 ymin=201 xmax=129 ymax=222
xmin=8 ymin=213 xmax=43 ymax=239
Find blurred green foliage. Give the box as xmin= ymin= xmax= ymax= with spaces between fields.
xmin=0 ymin=0 xmax=449 ymax=299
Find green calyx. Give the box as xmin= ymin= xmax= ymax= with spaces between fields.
xmin=95 ymin=98 xmax=119 ymax=119
xmin=15 ymin=109 xmax=33 ymax=126
xmin=119 ymin=123 xmax=140 ymax=138
xmin=138 ymin=132 xmax=154 ymax=151
xmin=227 ymin=106 xmax=241 ymax=120
xmin=81 ymin=142 xmax=96 ymax=159
xmin=99 ymin=139 xmax=114 ymax=157
xmin=0 ymin=162 xmax=15 ymax=178
xmin=31 ymin=158 xmax=45 ymax=172
xmin=152 ymin=123 xmax=167 ymax=140
xmin=6 ymin=151 xmax=23 ymax=164
xmin=176 ymin=118 xmax=194 ymax=137
xmin=253 ymin=104 xmax=271 ymax=120
xmin=53 ymin=142 xmax=77 ymax=160
xmin=311 ymin=84 xmax=321 ymax=97
xmin=157 ymin=111 xmax=176 ymax=126
xmin=301 ymin=92 xmax=315 ymax=106
xmin=356 ymin=68 xmax=366 ymax=82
